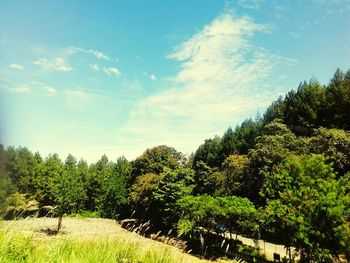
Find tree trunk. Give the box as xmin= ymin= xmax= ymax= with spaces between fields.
xmin=57 ymin=215 xmax=63 ymax=232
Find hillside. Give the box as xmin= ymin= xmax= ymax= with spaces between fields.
xmin=0 ymin=217 xmax=232 ymax=263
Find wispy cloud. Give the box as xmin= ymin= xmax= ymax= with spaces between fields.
xmin=42 ymin=85 xmax=57 ymax=96
xmin=68 ymin=47 xmax=111 ymax=60
xmin=12 ymin=85 xmax=31 ymax=93
xmin=150 ymin=74 xmax=157 ymax=81
xmin=90 ymin=64 xmax=100 ymax=71
xmin=119 ymin=12 xmax=284 ymax=156
xmin=33 ymin=57 xmax=73 ymax=72
xmin=238 ymin=0 xmax=264 ymax=9
xmin=8 ymin=64 xmax=24 ymax=70
xmin=103 ymin=67 xmax=121 ymax=77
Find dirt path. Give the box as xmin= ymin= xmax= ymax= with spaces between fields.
xmin=226 ymin=233 xmax=296 ymax=261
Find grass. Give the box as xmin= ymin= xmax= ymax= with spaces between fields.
xmin=0 ymin=218 xmax=233 ymax=263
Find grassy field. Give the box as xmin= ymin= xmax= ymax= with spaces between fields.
xmin=0 ymin=217 xmax=234 ymax=263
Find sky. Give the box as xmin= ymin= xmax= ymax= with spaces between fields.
xmin=1 ymin=0 xmax=350 ymax=163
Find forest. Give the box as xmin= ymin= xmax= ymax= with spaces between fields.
xmin=0 ymin=68 xmax=349 ymax=262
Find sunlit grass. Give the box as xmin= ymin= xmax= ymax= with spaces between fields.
xmin=0 ymin=218 xmax=229 ymax=263
xmin=0 ymin=228 xmax=181 ymax=263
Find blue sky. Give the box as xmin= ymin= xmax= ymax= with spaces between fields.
xmin=1 ymin=0 xmax=349 ymax=162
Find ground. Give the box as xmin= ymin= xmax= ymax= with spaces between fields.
xmin=0 ymin=217 xmax=235 ymax=263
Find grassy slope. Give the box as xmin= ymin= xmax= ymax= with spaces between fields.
xmin=0 ymin=217 xmax=233 ymax=263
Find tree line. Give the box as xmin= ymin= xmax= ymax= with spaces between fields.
xmin=0 ymin=69 xmax=349 ymax=262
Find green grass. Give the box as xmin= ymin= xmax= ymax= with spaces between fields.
xmin=0 ymin=228 xmax=181 ymax=263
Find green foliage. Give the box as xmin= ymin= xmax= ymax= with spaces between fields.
xmin=193 ymin=161 xmax=223 ymax=195
xmin=326 ymin=68 xmax=350 ymax=130
xmin=219 ymin=155 xmax=248 ymax=196
xmin=308 ymin=127 xmax=350 ymax=177
xmin=177 ymin=195 xmax=257 ymax=236
xmin=263 ymin=155 xmax=350 ymax=261
xmin=101 ymin=157 xmax=130 ymax=219
xmin=244 ymin=120 xmax=305 ymax=204
xmin=131 ymin=145 xmax=183 ymax=184
xmin=193 ymin=136 xmax=222 ymax=168
xmin=263 ymin=69 xmax=350 ymax=133
xmin=153 ymin=167 xmax=195 ymax=226
xmin=54 ymin=154 xmax=86 ymax=216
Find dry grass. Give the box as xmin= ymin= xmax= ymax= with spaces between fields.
xmin=0 ymin=217 xmax=234 ymax=263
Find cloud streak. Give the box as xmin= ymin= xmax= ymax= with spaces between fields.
xmin=9 ymin=64 xmax=24 ymax=70
xmin=68 ymin=47 xmax=111 ymax=60
xmin=103 ymin=67 xmax=121 ymax=77
xmin=119 ymin=12 xmax=283 ymax=156
xmin=33 ymin=57 xmax=73 ymax=72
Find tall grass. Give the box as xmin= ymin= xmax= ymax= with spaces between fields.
xmin=0 ymin=227 xmax=182 ymax=263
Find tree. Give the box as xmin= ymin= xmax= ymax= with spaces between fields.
xmin=0 ymin=145 xmax=14 ymax=213
xmin=219 ymin=154 xmax=248 ymax=196
xmin=192 ymin=161 xmax=223 ymax=195
xmin=85 ymin=155 xmax=113 ymax=211
xmin=193 ymin=136 xmax=222 ymax=168
xmin=130 ymin=145 xmax=182 ymax=185
xmin=245 ymin=120 xmax=306 ymax=204
xmin=326 ymin=69 xmax=350 ymax=130
xmin=130 ymin=172 xmax=163 ymax=219
xmin=263 ymin=155 xmax=350 ymax=261
xmin=153 ymin=167 xmax=195 ymax=228
xmin=177 ymin=195 xmax=258 ymax=238
xmin=101 ymin=156 xmax=130 ymax=219
xmin=54 ymin=154 xmax=85 ymax=231
xmin=308 ymin=128 xmax=350 ymax=177
xmin=34 ymin=153 xmax=64 ymax=207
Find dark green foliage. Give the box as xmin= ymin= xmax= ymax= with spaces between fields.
xmin=264 ymin=69 xmax=350 ymax=133
xmin=221 ymin=118 xmax=262 ymax=158
xmin=101 ymin=157 xmax=130 ymax=218
xmin=219 ymin=154 xmax=248 ymax=196
xmin=244 ymin=120 xmax=307 ymax=204
xmin=0 ymin=145 xmax=14 ymax=213
xmin=153 ymin=167 xmax=195 ymax=227
xmin=54 ymin=154 xmax=86 ymax=216
xmin=193 ymin=161 xmax=222 ymax=195
xmin=193 ymin=136 xmax=222 ymax=168
xmin=326 ymin=69 xmax=350 ymax=130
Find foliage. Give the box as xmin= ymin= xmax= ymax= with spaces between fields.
xmin=101 ymin=157 xmax=130 ymax=219
xmin=130 ymin=145 xmax=183 ymax=184
xmin=1 ymin=68 xmax=350 ymax=262
xmin=263 ymin=155 xmax=350 ymax=261
xmin=244 ymin=120 xmax=306 ymax=204
xmin=177 ymin=195 xmax=258 ymax=236
xmin=308 ymin=127 xmax=350 ymax=177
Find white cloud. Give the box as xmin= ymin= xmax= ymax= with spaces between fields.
xmin=103 ymin=67 xmax=121 ymax=77
xmin=68 ymin=47 xmax=111 ymax=60
xmin=42 ymin=85 xmax=57 ymax=96
xmin=9 ymin=64 xmax=24 ymax=70
xmin=90 ymin=64 xmax=100 ymax=71
xmin=12 ymin=85 xmax=31 ymax=93
xmin=33 ymin=57 xmax=73 ymax=72
xmin=89 ymin=50 xmax=111 ymax=60
xmin=119 ymin=12 xmax=283 ymax=156
xmin=150 ymin=74 xmax=157 ymax=81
